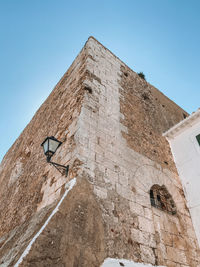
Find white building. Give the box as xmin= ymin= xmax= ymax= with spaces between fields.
xmin=164 ymin=109 xmax=200 ymax=246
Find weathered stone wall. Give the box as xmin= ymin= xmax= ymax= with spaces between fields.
xmin=75 ymin=37 xmax=200 ymax=266
xmin=0 ymin=37 xmax=199 ymax=267
xmin=120 ymin=65 xmax=188 ymax=174
xmin=17 ymin=178 xmax=106 ymax=267
xmin=0 ymin=42 xmax=90 ymax=265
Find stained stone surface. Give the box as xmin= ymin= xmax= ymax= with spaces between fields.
xmin=0 ymin=37 xmax=199 ymax=267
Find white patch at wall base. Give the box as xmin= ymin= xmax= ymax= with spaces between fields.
xmin=15 ymin=178 xmax=77 ymax=267
xmin=100 ymin=258 xmax=165 ymax=267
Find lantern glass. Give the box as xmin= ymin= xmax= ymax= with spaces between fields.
xmin=43 ymin=139 xmax=49 ymax=154
xmin=41 ymin=136 xmax=62 ymax=160
xmin=49 ymin=138 xmax=61 ymax=153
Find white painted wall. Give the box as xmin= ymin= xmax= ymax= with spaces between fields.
xmin=165 ymin=115 xmax=200 ymax=246
xmin=101 ymin=258 xmax=165 ymax=267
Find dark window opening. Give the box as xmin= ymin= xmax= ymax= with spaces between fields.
xmin=196 ymin=134 xmax=200 ymax=146
xmin=150 ymin=189 xmax=155 ymax=206
xmin=149 ymin=184 xmax=177 ymax=215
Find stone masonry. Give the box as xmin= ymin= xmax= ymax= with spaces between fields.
xmin=0 ymin=37 xmax=199 ymax=267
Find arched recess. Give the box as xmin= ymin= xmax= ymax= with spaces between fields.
xmin=150 ymin=184 xmax=177 ymax=215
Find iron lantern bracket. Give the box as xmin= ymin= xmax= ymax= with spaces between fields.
xmin=48 ymin=160 xmax=69 ymax=177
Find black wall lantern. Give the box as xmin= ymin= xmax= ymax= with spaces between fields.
xmin=41 ymin=136 xmax=69 ymax=176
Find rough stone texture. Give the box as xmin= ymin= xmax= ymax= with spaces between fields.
xmin=0 ymin=42 xmax=89 ymax=265
xmin=0 ymin=43 xmax=87 ymax=237
xmin=74 ymin=37 xmax=199 ymax=267
xmin=0 ymin=203 xmax=55 ymax=266
xmin=119 ymin=65 xmax=188 ymax=174
xmin=17 ymin=178 xmax=106 ymax=267
xmin=0 ymin=37 xmax=199 ymax=267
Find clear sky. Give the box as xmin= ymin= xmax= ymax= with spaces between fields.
xmin=0 ymin=0 xmax=200 ymax=162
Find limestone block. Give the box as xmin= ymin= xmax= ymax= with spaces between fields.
xmin=165 ymin=260 xmax=181 ymax=267
xmin=103 ymin=158 xmax=116 ymax=172
xmin=105 ymin=168 xmax=119 ymax=186
xmin=131 ymin=228 xmax=156 ymax=248
xmin=187 ymin=237 xmax=199 ymax=250
xmin=140 ymin=244 xmax=156 ymax=265
xmin=138 ymin=216 xmax=155 ymax=234
xmin=104 ymin=151 xmax=119 ymax=164
xmin=166 ymin=246 xmax=188 ymax=265
xmin=185 ymin=224 xmax=197 ymax=239
xmin=129 ymin=201 xmax=144 ymax=216
xmin=189 ymin=248 xmax=200 ymax=262
xmin=135 ymin=192 xmax=151 ymax=208
xmin=118 ymin=172 xmax=129 ymax=187
xmin=94 ymin=185 xmax=108 ymax=199
xmin=160 ymin=231 xmax=173 ymax=247
xmin=130 ymin=178 xmax=147 ymax=194
xmin=144 ymin=207 xmax=153 ymax=220
xmin=172 ymin=234 xmax=187 ymax=250
xmin=116 ymin=183 xmax=134 ymax=201
xmin=156 ymin=242 xmax=167 ymax=262
xmin=163 ymin=220 xmax=181 ymax=235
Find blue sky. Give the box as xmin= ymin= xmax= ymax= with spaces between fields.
xmin=0 ymin=0 xmax=200 ymax=162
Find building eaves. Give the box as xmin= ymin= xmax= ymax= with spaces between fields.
xmin=163 ymin=108 xmax=200 ymax=139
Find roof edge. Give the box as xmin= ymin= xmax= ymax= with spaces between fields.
xmin=163 ymin=108 xmax=200 ymax=139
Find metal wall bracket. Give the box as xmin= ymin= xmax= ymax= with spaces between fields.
xmin=49 ymin=161 xmax=69 ymax=176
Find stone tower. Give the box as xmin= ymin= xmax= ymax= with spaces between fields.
xmin=0 ymin=37 xmax=199 ymax=267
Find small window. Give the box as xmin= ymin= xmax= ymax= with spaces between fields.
xmin=150 ymin=189 xmax=155 ymax=206
xmin=150 ymin=185 xmax=176 ymax=215
xmin=196 ymin=134 xmax=200 ymax=146
xmin=157 ymin=195 xmax=161 ymax=201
